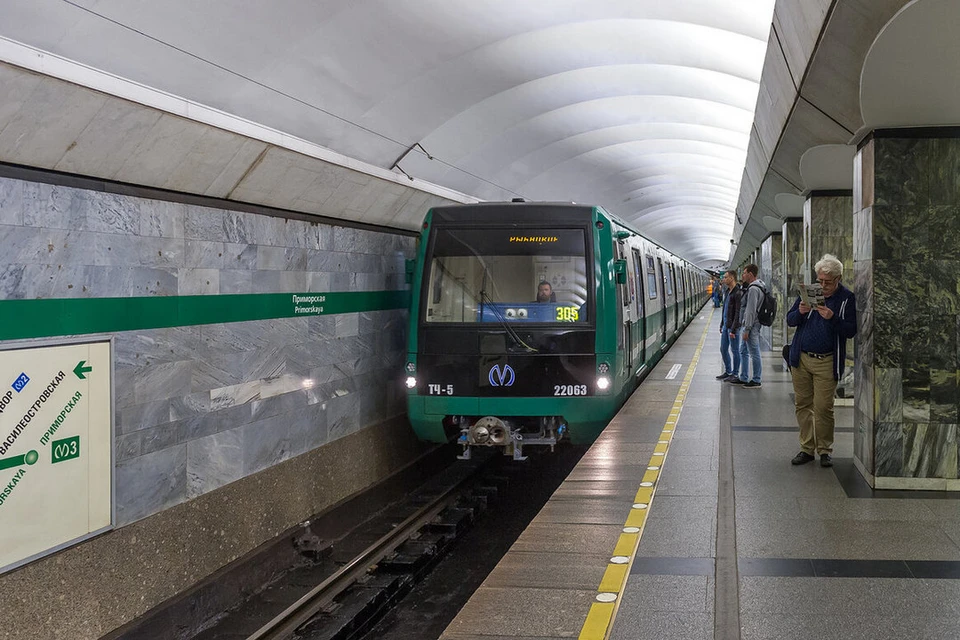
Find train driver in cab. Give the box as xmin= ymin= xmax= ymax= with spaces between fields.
xmin=536 ymin=281 xmax=556 ymax=303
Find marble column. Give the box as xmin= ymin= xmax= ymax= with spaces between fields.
xmin=853 ymin=129 xmax=960 ymax=490
xmin=781 ymin=218 xmax=804 ymax=346
xmin=804 ymin=191 xmax=855 ymax=397
xmin=760 ymin=232 xmax=783 ymax=351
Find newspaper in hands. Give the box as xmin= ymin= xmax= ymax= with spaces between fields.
xmin=797 ymin=283 xmax=825 ymax=308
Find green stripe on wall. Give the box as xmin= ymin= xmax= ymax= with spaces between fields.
xmin=0 ymin=290 xmax=410 ymax=341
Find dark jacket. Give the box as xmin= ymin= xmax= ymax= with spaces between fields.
xmin=786 ymin=283 xmax=857 ymax=380
xmin=721 ymin=284 xmax=743 ymax=332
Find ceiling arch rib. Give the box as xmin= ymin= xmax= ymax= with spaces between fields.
xmin=621 ymin=181 xmax=741 ymax=200
xmin=622 ymin=180 xmax=741 ymax=200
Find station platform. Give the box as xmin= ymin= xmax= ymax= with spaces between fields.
xmin=439 ymin=310 xmax=960 ymax=640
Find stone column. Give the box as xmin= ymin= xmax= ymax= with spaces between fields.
xmin=781 ymin=218 xmax=804 ymax=346
xmin=854 ymin=130 xmax=960 ymax=490
xmin=760 ymin=232 xmax=783 ymax=351
xmin=804 ymin=191 xmax=855 ymax=397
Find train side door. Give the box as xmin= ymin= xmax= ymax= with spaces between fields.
xmin=615 ymin=239 xmax=632 ymax=373
xmin=632 ymin=248 xmax=646 ymax=366
xmin=656 ymin=257 xmax=667 ymax=346
xmin=671 ymin=265 xmax=679 ymax=333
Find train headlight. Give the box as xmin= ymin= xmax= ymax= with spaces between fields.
xmin=405 ymin=362 xmax=416 ymax=373
xmin=405 ymin=376 xmax=417 ymax=389
xmin=597 ymin=375 xmax=611 ymax=391
xmin=598 ymin=362 xmax=610 ymax=374
xmin=517 ymin=308 xmax=528 ymax=318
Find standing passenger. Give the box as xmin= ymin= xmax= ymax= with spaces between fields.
xmin=732 ymin=264 xmax=765 ymax=388
xmin=716 ymin=270 xmax=742 ymax=381
xmin=786 ymin=254 xmax=857 ymax=467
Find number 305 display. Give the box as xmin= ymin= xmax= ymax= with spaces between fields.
xmin=555 ymin=306 xmax=580 ymax=322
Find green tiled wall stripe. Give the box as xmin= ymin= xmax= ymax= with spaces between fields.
xmin=0 ymin=290 xmax=410 ymax=340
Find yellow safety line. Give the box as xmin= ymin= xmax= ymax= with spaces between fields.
xmin=578 ymin=308 xmax=715 ymax=640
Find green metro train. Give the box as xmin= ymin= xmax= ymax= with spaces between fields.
xmin=404 ymin=202 xmax=708 ymax=459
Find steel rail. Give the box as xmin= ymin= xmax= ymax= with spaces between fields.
xmin=245 ymin=481 xmax=467 ymax=640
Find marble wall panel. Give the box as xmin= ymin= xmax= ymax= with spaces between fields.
xmin=782 ymin=220 xmax=804 ymax=346
xmin=928 ymin=204 xmax=960 ymax=260
xmin=178 ymin=268 xmax=219 ymax=295
xmin=875 ymin=422 xmax=903 ymax=477
xmin=186 ymin=428 xmax=244 ymax=498
xmin=185 ymin=240 xmax=225 ymax=269
xmin=139 ymin=421 xmax=182 ymax=457
xmin=854 ymin=261 xmax=873 ymax=366
xmin=116 ymin=432 xmax=141 ymax=463
xmin=115 ymin=445 xmax=187 ymax=525
xmin=218 ymin=270 xmax=253 ymax=294
xmin=116 ymin=398 xmax=172 ymax=435
xmin=0 ymin=176 xmax=24 ymax=225
xmin=257 ymin=245 xmax=308 ymax=271
xmin=240 ymin=413 xmax=294 ymax=476
xmin=853 ymin=207 xmax=872 ymax=262
xmin=904 ymin=424 xmax=959 ymax=479
xmin=876 ymin=368 xmax=903 ymax=423
xmin=0 ymin=265 xmax=25 ymax=300
xmin=771 ymin=234 xmax=784 ymax=349
xmin=1 ymin=174 xmax=415 ymax=522
xmin=760 ymin=235 xmax=775 ymax=351
xmin=139 ymin=200 xmax=186 ymax=238
xmin=930 ymin=367 xmax=958 ymax=425
xmin=222 ymin=242 xmax=259 ymax=269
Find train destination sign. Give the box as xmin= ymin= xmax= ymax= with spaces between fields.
xmin=0 ymin=341 xmax=112 ymax=574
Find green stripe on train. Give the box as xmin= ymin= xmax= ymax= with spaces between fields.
xmin=0 ymin=290 xmax=409 ymax=340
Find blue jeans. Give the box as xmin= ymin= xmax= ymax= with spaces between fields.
xmin=739 ymin=326 xmax=761 ymax=383
xmin=720 ymin=328 xmax=740 ymax=376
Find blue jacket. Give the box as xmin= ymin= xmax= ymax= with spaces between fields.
xmin=785 ymin=283 xmax=857 ymax=380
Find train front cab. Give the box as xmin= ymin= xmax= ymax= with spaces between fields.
xmin=405 ymin=205 xmax=623 ymax=459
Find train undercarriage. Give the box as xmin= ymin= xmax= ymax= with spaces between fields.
xmin=451 ymin=415 xmax=568 ymax=461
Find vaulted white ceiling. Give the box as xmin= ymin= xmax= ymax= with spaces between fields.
xmin=0 ymin=0 xmax=775 ymax=265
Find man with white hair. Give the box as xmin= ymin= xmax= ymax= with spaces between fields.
xmin=786 ymin=254 xmax=857 ymax=468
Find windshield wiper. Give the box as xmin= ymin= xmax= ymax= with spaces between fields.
xmin=478 ymin=265 xmax=537 ymax=353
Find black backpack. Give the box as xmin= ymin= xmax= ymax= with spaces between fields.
xmin=751 ymin=282 xmax=777 ymax=327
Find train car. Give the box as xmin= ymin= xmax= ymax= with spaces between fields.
xmin=403 ymin=202 xmax=708 ymax=459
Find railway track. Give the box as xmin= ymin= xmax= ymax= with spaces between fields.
xmin=246 ymin=472 xmax=483 ymax=640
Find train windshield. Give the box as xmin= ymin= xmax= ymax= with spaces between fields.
xmin=424 ymin=227 xmax=589 ymax=324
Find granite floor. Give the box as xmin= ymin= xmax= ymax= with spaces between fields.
xmin=441 ymin=309 xmax=960 ymax=640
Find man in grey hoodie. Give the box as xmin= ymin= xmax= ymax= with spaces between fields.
xmin=730 ymin=264 xmax=765 ymax=388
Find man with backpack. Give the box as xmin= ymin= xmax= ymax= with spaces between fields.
xmin=729 ymin=264 xmax=768 ymax=389
xmin=716 ymin=270 xmax=742 ymax=382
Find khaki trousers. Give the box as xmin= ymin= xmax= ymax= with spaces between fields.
xmin=792 ymin=353 xmax=838 ymax=455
